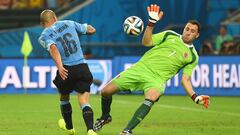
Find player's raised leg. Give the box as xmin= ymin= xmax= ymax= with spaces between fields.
xmin=94 ymin=81 xmax=119 ymax=131
xmin=120 ymin=88 xmax=161 ymax=135
xmin=58 ymin=93 xmax=75 ymax=134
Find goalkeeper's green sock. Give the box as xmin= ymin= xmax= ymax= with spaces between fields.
xmin=124 ymin=99 xmax=154 ymax=130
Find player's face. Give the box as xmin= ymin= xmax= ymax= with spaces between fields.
xmin=49 ymin=15 xmax=57 ymax=25
xmin=219 ymin=27 xmax=226 ymax=35
xmin=182 ymin=23 xmax=199 ymax=44
xmin=53 ymin=15 xmax=57 ymax=22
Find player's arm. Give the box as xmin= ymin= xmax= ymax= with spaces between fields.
xmin=142 ymin=4 xmax=163 ymax=46
xmin=181 ymin=74 xmax=210 ymax=109
xmin=142 ymin=25 xmax=154 ymax=46
xmin=49 ymin=44 xmax=68 ymax=80
xmin=181 ymin=53 xmax=210 ymax=109
xmin=39 ymin=35 xmax=68 ymax=80
xmin=73 ymin=21 xmax=95 ymax=35
xmin=181 ymin=74 xmax=196 ymax=97
xmin=181 ymin=70 xmax=210 ymax=109
xmin=86 ymin=25 xmax=96 ymax=35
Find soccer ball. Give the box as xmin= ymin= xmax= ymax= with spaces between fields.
xmin=123 ymin=16 xmax=144 ymax=36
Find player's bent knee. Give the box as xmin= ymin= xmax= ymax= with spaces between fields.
xmin=149 ymin=95 xmax=160 ymax=102
xmin=145 ymin=90 xmax=161 ymax=102
xmin=60 ymin=94 xmax=70 ymax=101
xmin=101 ymin=83 xmax=119 ymax=97
xmin=79 ymin=99 xmax=88 ymax=105
xmin=101 ymin=90 xmax=112 ymax=97
xmin=77 ymin=92 xmax=90 ymax=105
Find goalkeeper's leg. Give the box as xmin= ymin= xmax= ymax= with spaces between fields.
xmin=120 ymin=89 xmax=160 ymax=134
xmin=94 ymin=82 xmax=119 ymax=131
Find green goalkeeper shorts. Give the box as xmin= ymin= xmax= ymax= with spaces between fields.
xmin=112 ymin=62 xmax=166 ymax=94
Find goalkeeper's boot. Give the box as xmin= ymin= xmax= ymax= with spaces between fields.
xmin=58 ymin=119 xmax=75 ymax=135
xmin=94 ymin=115 xmax=112 ymax=131
xmin=87 ymin=129 xmax=97 ymax=135
xmin=120 ymin=130 xmax=133 ymax=135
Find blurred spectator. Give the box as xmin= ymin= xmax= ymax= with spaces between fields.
xmin=28 ymin=0 xmax=45 ymax=8
xmin=199 ymin=40 xmax=214 ymax=55
xmin=0 ymin=0 xmax=12 ymax=9
xmin=215 ymin=25 xmax=233 ymax=54
xmin=237 ymin=43 xmax=240 ymax=54
xmin=219 ymin=41 xmax=235 ymax=55
xmin=46 ymin=0 xmax=57 ymax=8
xmin=57 ymin=0 xmax=74 ymax=8
xmin=230 ymin=41 xmax=240 ymax=55
xmin=0 ymin=0 xmax=75 ymax=9
xmin=11 ymin=0 xmax=18 ymax=8
xmin=15 ymin=0 xmax=28 ymax=9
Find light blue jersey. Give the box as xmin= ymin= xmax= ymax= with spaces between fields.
xmin=38 ymin=20 xmax=87 ymax=66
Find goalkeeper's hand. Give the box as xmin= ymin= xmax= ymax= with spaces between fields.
xmin=191 ymin=93 xmax=210 ymax=109
xmin=147 ymin=4 xmax=164 ymax=27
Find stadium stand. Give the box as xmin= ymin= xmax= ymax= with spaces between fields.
xmin=0 ymin=9 xmax=41 ymax=30
xmin=0 ymin=0 xmax=239 ymax=58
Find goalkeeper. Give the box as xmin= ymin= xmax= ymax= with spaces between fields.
xmin=94 ymin=4 xmax=210 ymax=135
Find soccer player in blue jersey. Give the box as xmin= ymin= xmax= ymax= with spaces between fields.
xmin=38 ymin=9 xmax=97 ymax=135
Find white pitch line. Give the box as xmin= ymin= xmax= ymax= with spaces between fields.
xmin=114 ymin=100 xmax=240 ymax=117
xmin=159 ymin=104 xmax=240 ymax=117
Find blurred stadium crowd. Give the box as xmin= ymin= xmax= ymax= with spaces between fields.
xmin=0 ymin=0 xmax=240 ymax=58
xmin=0 ymin=0 xmax=74 ymax=9
xmin=200 ymin=25 xmax=240 ymax=55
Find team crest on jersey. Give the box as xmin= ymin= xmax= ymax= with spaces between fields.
xmin=183 ymin=52 xmax=189 ymax=59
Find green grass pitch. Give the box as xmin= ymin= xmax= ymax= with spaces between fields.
xmin=0 ymin=94 xmax=240 ymax=135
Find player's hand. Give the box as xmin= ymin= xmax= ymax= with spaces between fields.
xmin=147 ymin=4 xmax=164 ymax=27
xmin=58 ymin=66 xmax=68 ymax=80
xmin=87 ymin=25 xmax=96 ymax=35
xmin=192 ymin=94 xmax=210 ymax=109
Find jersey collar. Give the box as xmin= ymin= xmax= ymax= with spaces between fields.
xmin=180 ymin=35 xmax=194 ymax=48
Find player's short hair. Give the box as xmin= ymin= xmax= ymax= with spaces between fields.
xmin=40 ymin=9 xmax=56 ymax=26
xmin=187 ymin=20 xmax=201 ymax=33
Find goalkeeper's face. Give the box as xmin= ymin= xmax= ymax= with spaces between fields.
xmin=182 ymin=23 xmax=199 ymax=44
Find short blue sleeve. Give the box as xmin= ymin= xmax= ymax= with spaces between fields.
xmin=73 ymin=21 xmax=87 ymax=34
xmin=38 ymin=34 xmax=55 ymax=51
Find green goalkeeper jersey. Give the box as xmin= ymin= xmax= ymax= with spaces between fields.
xmin=138 ymin=30 xmax=199 ymax=82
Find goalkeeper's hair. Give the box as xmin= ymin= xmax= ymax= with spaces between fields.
xmin=188 ymin=20 xmax=201 ymax=33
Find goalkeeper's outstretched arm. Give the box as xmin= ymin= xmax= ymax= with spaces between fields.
xmin=142 ymin=4 xmax=163 ymax=46
xmin=142 ymin=26 xmax=154 ymax=46
xmin=181 ymin=74 xmax=210 ymax=109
